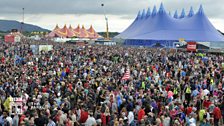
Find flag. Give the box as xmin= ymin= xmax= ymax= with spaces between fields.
xmin=121 ymin=68 xmax=130 ymax=80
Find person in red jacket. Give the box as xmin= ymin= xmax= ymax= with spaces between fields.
xmin=213 ymin=106 xmax=222 ymax=126
xmin=203 ymin=99 xmax=212 ymax=109
xmin=66 ymin=66 xmax=70 ymax=75
xmin=79 ymin=109 xmax=89 ymax=124
xmin=101 ymin=112 xmax=107 ymax=126
xmin=1 ymin=56 xmax=5 ymax=63
xmin=138 ymin=106 xmax=145 ymax=122
xmin=186 ymin=105 xmax=193 ymax=116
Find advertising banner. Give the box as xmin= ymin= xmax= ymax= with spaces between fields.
xmin=4 ymin=35 xmax=15 ymax=43
xmin=39 ymin=45 xmax=53 ymax=53
xmin=30 ymin=45 xmax=39 ymax=55
xmin=187 ymin=42 xmax=197 ymax=52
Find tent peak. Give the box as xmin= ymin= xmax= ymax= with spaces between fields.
xmin=69 ymin=24 xmax=73 ymax=29
xmin=54 ymin=24 xmax=60 ymax=30
xmin=188 ymin=6 xmax=194 ymax=17
xmin=198 ymin=4 xmax=204 ymax=14
xmin=158 ymin=2 xmax=165 ymax=14
xmin=63 ymin=24 xmax=67 ymax=29
xmin=141 ymin=9 xmax=146 ymax=19
xmin=173 ymin=10 xmax=178 ymax=18
xmin=137 ymin=10 xmax=141 ymax=20
xmin=179 ymin=8 xmax=186 ymax=18
xmin=146 ymin=7 xmax=151 ymax=18
xmin=152 ymin=5 xmax=157 ymax=16
xmin=76 ymin=24 xmax=80 ymax=29
xmin=90 ymin=25 xmax=93 ymax=28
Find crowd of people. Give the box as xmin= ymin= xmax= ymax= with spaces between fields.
xmin=0 ymin=41 xmax=223 ymax=126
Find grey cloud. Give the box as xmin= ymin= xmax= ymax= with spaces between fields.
xmin=0 ymin=0 xmax=223 ymax=19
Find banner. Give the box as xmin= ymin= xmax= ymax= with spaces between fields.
xmin=9 ymin=97 xmax=23 ymax=115
xmin=4 ymin=35 xmax=14 ymax=43
xmin=39 ymin=45 xmax=53 ymax=53
xmin=30 ymin=45 xmax=39 ymax=55
xmin=187 ymin=42 xmax=197 ymax=52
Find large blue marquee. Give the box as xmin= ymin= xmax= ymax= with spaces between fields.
xmin=115 ymin=3 xmax=224 ymax=47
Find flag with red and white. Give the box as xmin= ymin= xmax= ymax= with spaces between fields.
xmin=121 ymin=68 xmax=130 ymax=80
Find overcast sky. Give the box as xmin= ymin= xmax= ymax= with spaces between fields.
xmin=0 ymin=0 xmax=224 ymax=32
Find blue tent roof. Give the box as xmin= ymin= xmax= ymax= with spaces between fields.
xmin=141 ymin=9 xmax=146 ymax=19
xmin=152 ymin=5 xmax=157 ymax=16
xmin=158 ymin=3 xmax=165 ymax=14
xmin=198 ymin=5 xmax=204 ymax=14
xmin=115 ymin=4 xmax=224 ymax=42
xmin=179 ymin=9 xmax=186 ymax=18
xmin=137 ymin=10 xmax=141 ymax=20
xmin=173 ymin=10 xmax=178 ymax=18
xmin=188 ymin=6 xmax=194 ymax=17
xmin=146 ymin=7 xmax=151 ymax=18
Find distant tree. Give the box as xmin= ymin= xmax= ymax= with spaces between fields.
xmin=98 ymin=32 xmax=120 ymax=38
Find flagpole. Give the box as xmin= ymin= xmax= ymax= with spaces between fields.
xmin=101 ymin=3 xmax=109 ymax=40
xmin=21 ymin=8 xmax=25 ymax=34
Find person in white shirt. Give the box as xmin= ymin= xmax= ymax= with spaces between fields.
xmin=12 ymin=114 xmax=19 ymax=126
xmin=128 ymin=111 xmax=134 ymax=125
xmin=85 ymin=112 xmax=96 ymax=126
xmin=189 ymin=117 xmax=196 ymax=126
xmin=163 ymin=114 xmax=170 ymax=126
xmin=6 ymin=114 xmax=13 ymax=126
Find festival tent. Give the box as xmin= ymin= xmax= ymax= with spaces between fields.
xmin=69 ymin=25 xmax=78 ymax=37
xmin=173 ymin=10 xmax=178 ymax=19
xmin=48 ymin=24 xmax=102 ymax=39
xmin=132 ymin=5 xmax=224 ymax=41
xmin=78 ymin=25 xmax=90 ymax=38
xmin=116 ymin=9 xmax=149 ymax=39
xmin=55 ymin=25 xmax=75 ymax=38
xmin=115 ymin=3 xmax=224 ymax=47
xmin=48 ymin=24 xmax=76 ymax=38
xmin=54 ymin=24 xmax=60 ymax=31
xmin=48 ymin=24 xmax=60 ymax=37
xmin=87 ymin=25 xmax=103 ymax=39
xmin=179 ymin=9 xmax=186 ymax=19
xmin=74 ymin=25 xmax=81 ymax=37
xmin=188 ymin=7 xmax=194 ymax=17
